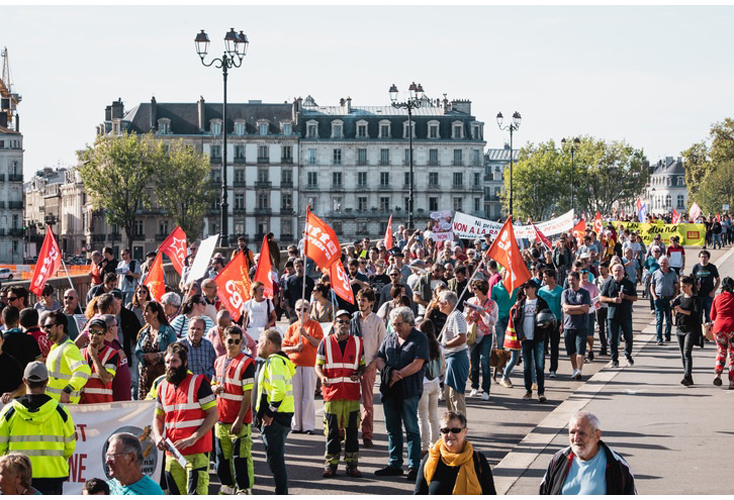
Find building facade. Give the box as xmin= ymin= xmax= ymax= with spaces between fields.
xmin=0 ymin=126 xmax=24 ymax=264
xmin=484 ymin=145 xmax=517 ymax=221
xmin=297 ymin=95 xmax=486 ymax=241
xmin=645 ymin=156 xmax=687 ymax=215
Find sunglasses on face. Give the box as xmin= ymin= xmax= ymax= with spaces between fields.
xmin=89 ymin=329 xmax=106 ymax=336
xmin=440 ymin=427 xmax=464 ymax=435
xmin=7 ymin=296 xmax=18 ymax=301
xmin=336 ymin=319 xmax=350 ymax=325
xmin=226 ymin=338 xmax=242 ymax=345
xmin=41 ymin=323 xmax=56 ymax=330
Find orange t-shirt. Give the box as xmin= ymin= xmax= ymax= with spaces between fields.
xmin=282 ymin=319 xmax=324 ymax=367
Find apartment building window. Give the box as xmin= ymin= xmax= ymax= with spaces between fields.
xmin=307 ymin=197 xmax=318 ymax=210
xmin=357 ymin=148 xmax=367 ymax=165
xmin=308 ymin=171 xmax=318 ymax=187
xmin=474 ymin=197 xmax=481 ymax=212
xmin=135 ymin=220 xmax=144 ymax=237
xmin=473 ymin=149 xmax=481 ymax=166
xmin=358 ymin=172 xmax=368 ymax=187
xmin=403 ymin=121 xmax=415 ymax=139
xmin=308 ymin=149 xmax=317 ymax=165
xmin=474 ymin=172 xmax=481 ymax=186
xmin=677 ymin=195 xmax=685 ymax=209
xmin=453 ymin=172 xmax=463 ymax=186
xmin=404 ymin=149 xmax=410 ymax=166
xmin=454 ymin=197 xmax=463 ymax=211
xmin=258 ymin=169 xmax=269 ymax=183
xmin=358 ymin=197 xmax=368 ymax=212
xmin=282 ymin=219 xmax=293 ymax=237
xmin=235 ymin=122 xmax=245 ymax=136
xmin=429 ymin=172 xmax=439 ymax=186
xmin=380 ymin=172 xmax=390 ymax=186
xmin=282 ymin=123 xmax=292 ymax=135
xmin=453 ymin=149 xmax=462 ymax=166
xmin=282 ymin=145 xmax=292 ymax=162
xmin=307 ymin=123 xmax=318 ymax=138
xmin=428 ymin=122 xmax=439 ymax=139
xmin=405 ymin=197 xmax=413 ymax=212
xmin=357 ymin=123 xmax=368 ymax=138
xmin=494 ymin=187 xmax=501 ymax=199
xmin=159 ymin=220 xmax=168 ymax=235
xmin=234 ymin=145 xmax=245 ymax=160
xmin=331 ymin=121 xmax=343 ymax=139
xmin=259 ymin=123 xmax=268 ymax=135
xmin=380 ymin=197 xmax=390 ymax=212
xmin=380 ymin=149 xmax=390 ymax=166
xmin=333 ymin=197 xmax=342 ymax=212
xmin=282 ymin=193 xmax=292 ymax=211
xmin=258 ymin=193 xmax=269 ymax=209
xmin=404 ymin=172 xmax=413 ymax=186
xmin=234 ymin=169 xmax=245 ymax=184
xmin=333 ymin=221 xmax=343 ymax=235
xmin=453 ymin=123 xmax=463 ymax=139
xmin=332 ymin=171 xmax=342 ymax=187
xmin=211 ymin=145 xmax=221 ymax=159
xmin=429 ymin=197 xmax=438 ymax=212
xmin=379 ymin=121 xmax=391 ymax=138
xmin=234 ymin=193 xmax=245 ymax=210
xmin=258 ymin=145 xmax=269 ymax=162
xmin=333 ymin=149 xmax=342 ymax=165
xmin=472 ymin=124 xmax=481 ymax=139
xmin=211 ymin=121 xmax=222 ymax=135
xmin=429 ymin=149 xmax=438 ymax=166
xmin=357 ymin=222 xmax=368 ymax=235
xmin=282 ymin=169 xmax=292 ymax=185
xmin=211 ymin=168 xmax=221 ymax=183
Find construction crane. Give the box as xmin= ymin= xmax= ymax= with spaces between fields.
xmin=1 ymin=47 xmax=21 ymax=130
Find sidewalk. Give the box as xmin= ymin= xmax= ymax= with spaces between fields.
xmin=496 ymin=245 xmax=734 ymax=495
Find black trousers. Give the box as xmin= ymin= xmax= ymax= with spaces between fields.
xmin=677 ymin=332 xmax=696 ymax=378
xmin=32 ymin=477 xmax=64 ymax=495
xmin=596 ymin=308 xmax=609 ymax=350
xmin=548 ymin=324 xmax=561 ymax=373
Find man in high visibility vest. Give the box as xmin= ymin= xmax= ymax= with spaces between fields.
xmin=212 ymin=326 xmax=256 ymax=495
xmin=255 ymin=328 xmax=295 ymax=495
xmin=80 ymin=318 xmax=120 ymax=404
xmin=0 ymin=361 xmax=76 ymax=495
xmin=41 ymin=310 xmax=91 ymax=404
xmin=152 ymin=342 xmax=218 ymax=495
xmin=315 ymin=310 xmax=366 ymax=478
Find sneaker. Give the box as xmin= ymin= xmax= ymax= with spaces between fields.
xmin=650 ymin=310 xmax=655 ymax=315
xmin=606 ymin=360 xmax=619 ymax=369
xmin=681 ymin=377 xmax=692 ymax=387
xmin=469 ymin=388 xmax=481 ymax=397
xmin=538 ymin=394 xmax=547 ymax=403
xmin=481 ymin=392 xmax=490 ymax=401
xmin=626 ymin=356 xmax=634 ymax=366
xmin=237 ymin=489 xmax=253 ymax=495
xmin=406 ymin=468 xmax=418 ymax=482
xmin=532 ymin=382 xmax=538 ymax=391
xmin=656 ymin=340 xmax=664 ymax=346
xmin=500 ymin=377 xmax=513 ymax=388
xmin=549 ymin=371 xmax=557 ymax=378
xmin=220 ymin=485 xmax=237 ymax=495
xmin=588 ymin=351 xmax=594 ymax=362
xmin=346 ymin=467 xmax=362 ymax=478
xmin=713 ymin=376 xmax=723 ymax=386
xmin=323 ymin=464 xmax=338 ymax=478
xmin=574 ymin=371 xmax=582 ymax=381
xmin=600 ymin=349 xmax=608 ymax=356
xmin=363 ymin=438 xmax=374 ymax=448
xmin=522 ymin=392 xmax=533 ymax=399
xmin=375 ymin=466 xmax=404 ymax=476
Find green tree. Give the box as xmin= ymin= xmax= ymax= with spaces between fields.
xmin=682 ymin=141 xmax=710 ymax=200
xmin=695 ymin=160 xmax=734 ymax=214
xmin=78 ymin=132 xmax=164 ymax=249
xmin=503 ymin=140 xmax=565 ymax=220
xmin=156 ymin=140 xmax=215 ymax=240
xmin=684 ymin=118 xmax=734 ymax=208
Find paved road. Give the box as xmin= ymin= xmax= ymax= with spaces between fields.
xmin=210 ymin=246 xmax=732 ymax=495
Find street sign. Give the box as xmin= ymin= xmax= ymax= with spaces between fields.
xmin=723 ymin=204 xmax=729 ymax=211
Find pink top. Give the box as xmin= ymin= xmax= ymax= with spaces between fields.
xmin=206 ymin=325 xmax=256 ymax=358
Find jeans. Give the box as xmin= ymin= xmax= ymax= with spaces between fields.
xmin=547 ymin=324 xmax=561 ymax=373
xmin=677 ymin=332 xmax=696 ymax=378
xmin=261 ymin=420 xmax=290 ymax=494
xmin=470 ymin=333 xmax=493 ymax=393
xmin=713 ymin=233 xmax=722 ymax=249
xmin=383 ymin=394 xmax=421 ymax=470
xmin=608 ymin=316 xmax=634 ymax=363
xmin=502 ymin=350 xmax=521 ymax=379
xmin=495 ymin=316 xmax=509 ymax=349
xmin=701 ymin=295 xmax=714 ymax=323
xmin=521 ymin=339 xmax=545 ymax=394
xmin=654 ymin=298 xmax=673 ymax=341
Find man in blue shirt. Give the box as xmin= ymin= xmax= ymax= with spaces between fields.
xmin=106 ymin=432 xmax=164 ymax=495
xmin=538 ymin=269 xmax=564 ymax=378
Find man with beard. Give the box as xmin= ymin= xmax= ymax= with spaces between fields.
xmin=97 ymin=246 xmax=119 ymax=283
xmin=43 ymin=311 xmax=91 ymax=404
xmin=61 ymin=288 xmax=84 ymax=340
xmin=80 ymin=318 xmax=120 ymax=404
xmin=153 ymin=342 xmax=218 ymax=495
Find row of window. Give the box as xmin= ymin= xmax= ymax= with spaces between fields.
xmin=651 ymin=175 xmax=685 ymax=187
xmin=160 ymin=119 xmax=293 ymax=137
xmin=307 ymin=148 xmax=482 ymax=166
xmin=212 ymin=168 xmax=293 ymax=185
xmin=231 ymin=193 xmax=293 ymax=211
xmin=317 ymin=195 xmax=482 ymax=214
xmin=306 ymin=120 xmax=482 ymax=141
xmin=307 ymin=171 xmax=481 ymax=187
xmin=651 ymin=194 xmax=686 ymax=210
xmin=209 ymin=145 xmax=293 ymax=162
xmin=0 ymin=139 xmax=22 ymax=149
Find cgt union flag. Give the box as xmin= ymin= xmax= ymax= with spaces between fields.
xmin=143 ymin=251 xmax=166 ymax=302
xmin=159 ymin=226 xmax=188 ymax=275
xmin=384 ymin=214 xmax=393 ymax=250
xmin=214 ymin=250 xmax=252 ymax=322
xmin=329 ymin=259 xmax=354 ymax=304
xmin=253 ymin=234 xmax=274 ymax=300
xmin=305 ymin=208 xmax=341 ymax=271
xmin=486 ymin=218 xmax=531 ymax=294
xmin=30 ymin=227 xmax=62 ymax=296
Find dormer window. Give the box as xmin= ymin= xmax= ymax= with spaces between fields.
xmin=158 ymin=118 xmax=171 ymax=135
xmin=306 ymin=120 xmax=319 ymax=139
xmin=379 ymin=120 xmax=391 ymax=139
xmin=471 ymin=123 xmax=483 ymax=140
xmin=402 ymin=121 xmax=416 ymax=139
xmin=428 ymin=121 xmax=440 ymax=139
xmin=235 ymin=121 xmax=246 ymax=136
xmin=452 ymin=122 xmax=464 ymax=139
xmin=356 ymin=120 xmax=369 ymax=138
xmin=331 ymin=120 xmax=344 ymax=139
xmin=258 ymin=122 xmax=269 ymax=136
xmin=282 ymin=123 xmax=292 ymax=135
xmin=211 ymin=120 xmax=222 ymax=136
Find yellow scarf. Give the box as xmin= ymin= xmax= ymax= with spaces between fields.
xmin=424 ymin=439 xmax=482 ymax=495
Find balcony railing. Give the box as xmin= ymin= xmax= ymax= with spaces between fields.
xmin=233 ymin=207 xmax=247 ymax=214
xmin=453 ymin=160 xmax=463 ymax=166
xmin=110 ymin=233 xmax=121 ymax=241
xmin=280 ymin=233 xmax=294 ymax=242
xmin=210 ymin=156 xmax=222 ymax=164
xmin=303 ymin=184 xmax=319 ymax=191
xmin=9 ymin=201 xmax=23 ymax=209
xmin=281 ymin=157 xmax=293 ymax=164
xmin=8 ymin=174 xmax=23 ymax=182
xmin=280 ymin=181 xmax=293 ymax=189
xmin=8 ymin=228 xmax=23 ymax=237
xmin=0 ymin=174 xmax=5 ymax=182
xmin=257 ymin=156 xmax=270 ymax=163
xmin=233 ymin=156 xmax=246 ymax=163
xmin=255 ymin=181 xmax=271 ymax=188
xmin=155 ymin=233 xmax=168 ymax=242
xmin=254 ymin=207 xmax=271 ymax=215
xmin=233 ymin=181 xmax=246 ymax=188
xmin=92 ymin=234 xmax=106 ymax=242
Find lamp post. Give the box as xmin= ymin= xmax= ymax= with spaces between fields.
xmin=195 ymin=28 xmax=249 ymax=247
xmin=390 ymin=82 xmax=424 ymax=231
xmin=562 ymin=137 xmax=581 ymax=214
xmin=496 ymin=111 xmax=522 ymax=216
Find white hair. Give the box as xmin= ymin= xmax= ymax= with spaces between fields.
xmin=570 ymin=411 xmax=601 ymax=432
xmin=389 ymin=306 xmax=415 ymax=326
xmin=657 ymin=255 xmax=669 ymax=265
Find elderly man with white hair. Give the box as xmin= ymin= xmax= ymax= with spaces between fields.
xmin=650 ymin=256 xmax=679 ymax=346
xmin=539 ymin=411 xmax=636 ymax=495
xmin=160 ymin=292 xmax=181 ymax=323
xmin=105 ymin=432 xmax=164 ymax=494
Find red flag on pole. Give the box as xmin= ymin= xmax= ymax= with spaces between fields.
xmin=716 ymin=213 xmax=721 ymax=222
xmin=384 ymin=214 xmax=393 ymax=250
xmin=159 ymin=226 xmax=188 ymax=276
xmin=486 ymin=218 xmax=531 ymax=294
xmin=329 ymin=259 xmax=354 ymax=304
xmin=671 ymin=208 xmax=680 ymax=224
xmin=594 ymin=212 xmax=603 ymax=234
xmin=305 ymin=207 xmax=341 ymax=271
xmin=214 ymin=251 xmax=252 ymax=322
xmin=253 ymin=234 xmax=274 ymax=300
xmin=572 ymin=219 xmax=586 ymax=245
xmin=143 ymin=251 xmax=166 ymax=302
xmin=532 ymin=223 xmax=552 ymax=251
xmin=30 ymin=227 xmax=62 ymax=296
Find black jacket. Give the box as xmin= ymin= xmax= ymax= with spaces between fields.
xmin=539 ymin=441 xmax=637 ymax=495
xmin=510 ymin=296 xmax=552 ymax=343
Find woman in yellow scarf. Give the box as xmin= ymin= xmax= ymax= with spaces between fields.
xmin=413 ymin=411 xmax=496 ymax=495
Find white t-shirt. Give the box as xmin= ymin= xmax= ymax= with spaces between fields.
xmin=243 ymin=298 xmax=274 ymax=329
xmin=523 ymin=298 xmax=538 ymax=341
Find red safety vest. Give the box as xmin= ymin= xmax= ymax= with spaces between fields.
xmin=159 ymin=374 xmax=213 ymax=456
xmin=80 ymin=345 xmax=118 ymax=404
xmin=213 ymin=353 xmax=254 ymax=425
xmin=322 ymin=335 xmax=362 ymax=402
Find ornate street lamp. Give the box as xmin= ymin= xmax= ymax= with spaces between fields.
xmin=195 ymin=28 xmax=249 ymax=247
xmin=497 ymin=111 xmax=522 ymax=216
xmin=562 ymin=137 xmax=581 ymax=214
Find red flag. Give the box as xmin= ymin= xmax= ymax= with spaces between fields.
xmin=532 ymin=223 xmax=552 ymax=251
xmin=384 ymin=214 xmax=393 ymax=250
xmin=143 ymin=251 xmax=166 ymax=302
xmin=717 ymin=213 xmax=721 ymax=222
xmin=159 ymin=226 xmax=188 ymax=276
xmin=253 ymin=234 xmax=274 ymax=300
xmin=30 ymin=228 xmax=62 ymax=296
xmin=611 ymin=206 xmax=616 ymax=219
xmin=329 ymin=259 xmax=354 ymax=304
xmin=594 ymin=212 xmax=603 ymax=234
xmin=689 ymin=202 xmax=702 ymax=222
xmin=671 ymin=208 xmax=680 ymax=224
xmin=214 ymin=251 xmax=252 ymax=322
xmin=89 ymin=261 xmax=101 ymax=286
xmin=573 ymin=219 xmax=586 ymax=245
xmin=305 ymin=208 xmax=341 ymax=271
xmin=486 ymin=218 xmax=531 ymax=294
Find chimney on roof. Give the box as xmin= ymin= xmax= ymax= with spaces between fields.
xmin=198 ymin=96 xmax=206 ymax=132
xmin=105 ymin=105 xmax=111 ymax=122
xmin=110 ymin=99 xmax=124 ymax=120
xmin=441 ymin=94 xmax=451 ymax=115
xmin=150 ymin=96 xmax=157 ymax=131
xmin=292 ymin=97 xmax=302 ymax=124
xmin=665 ymin=156 xmax=673 ymax=167
xmin=450 ymin=99 xmax=472 ymax=114
xmin=346 ymin=97 xmax=352 ymax=113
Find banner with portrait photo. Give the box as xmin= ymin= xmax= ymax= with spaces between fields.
xmin=428 ymin=210 xmax=454 ymax=242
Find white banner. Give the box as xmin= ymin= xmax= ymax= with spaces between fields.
xmin=452 ymin=210 xmax=575 ymax=240
xmin=63 ymin=400 xmax=161 ymax=495
xmin=186 ymin=234 xmax=219 ymax=284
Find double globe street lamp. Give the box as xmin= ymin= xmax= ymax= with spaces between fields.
xmin=496 ymin=111 xmax=522 ymax=216
xmin=389 ymin=82 xmax=424 ymax=231
xmin=195 ymin=28 xmax=249 ymax=247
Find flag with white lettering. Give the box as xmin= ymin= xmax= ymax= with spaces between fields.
xmin=30 ymin=227 xmax=62 ymax=296
xmin=214 ymin=250 xmax=252 ymax=322
xmin=305 ymin=207 xmax=341 ymax=271
xmin=329 ymin=259 xmax=354 ymax=304
xmin=253 ymin=234 xmax=274 ymax=300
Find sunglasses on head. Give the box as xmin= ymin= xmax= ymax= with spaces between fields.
xmin=440 ymin=427 xmax=464 ymax=435
xmin=226 ymin=338 xmax=242 ymax=345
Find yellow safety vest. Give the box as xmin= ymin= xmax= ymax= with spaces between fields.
xmin=46 ymin=337 xmax=92 ymax=404
xmin=255 ymin=353 xmax=295 ymax=414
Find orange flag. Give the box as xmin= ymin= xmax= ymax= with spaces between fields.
xmin=486 ymin=217 xmax=531 ymax=294
xmin=305 ymin=207 xmax=341 ymax=271
xmin=573 ymin=219 xmax=586 ymax=245
xmin=329 ymin=259 xmax=354 ymax=304
xmin=384 ymin=214 xmax=393 ymax=249
xmin=593 ymin=212 xmax=603 ymax=234
xmin=253 ymin=234 xmax=274 ymax=300
xmin=159 ymin=226 xmax=188 ymax=276
xmin=214 ymin=251 xmax=252 ymax=322
xmin=30 ymin=227 xmax=62 ymax=296
xmin=143 ymin=251 xmax=166 ymax=302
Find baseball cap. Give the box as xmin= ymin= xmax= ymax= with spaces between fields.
xmin=522 ymin=279 xmax=539 ymax=289
xmin=24 ymin=361 xmax=49 ymax=383
xmin=390 ymin=247 xmax=402 ymax=256
xmin=89 ymin=318 xmax=107 ymax=331
xmin=109 ymin=289 xmax=123 ymax=300
xmin=335 ymin=309 xmax=351 ymax=319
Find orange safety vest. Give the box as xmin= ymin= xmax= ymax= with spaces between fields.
xmin=159 ymin=374 xmax=213 ymax=456
xmin=213 ymin=353 xmax=254 ymax=425
xmin=322 ymin=335 xmax=362 ymax=402
xmin=80 ymin=345 xmax=118 ymax=404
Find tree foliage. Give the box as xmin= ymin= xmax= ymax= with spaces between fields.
xmin=683 ymin=118 xmax=734 ymax=212
xmin=156 ymin=140 xmax=215 ymax=240
xmin=696 ymin=160 xmax=734 ymax=213
xmin=78 ymin=132 xmax=164 ymax=249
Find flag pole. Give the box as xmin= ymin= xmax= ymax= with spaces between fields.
xmin=301 ymin=209 xmax=310 ymax=327
xmin=437 ymin=258 xmax=487 ymax=342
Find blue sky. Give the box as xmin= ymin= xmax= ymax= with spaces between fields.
xmin=4 ymin=5 xmax=733 ymax=176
